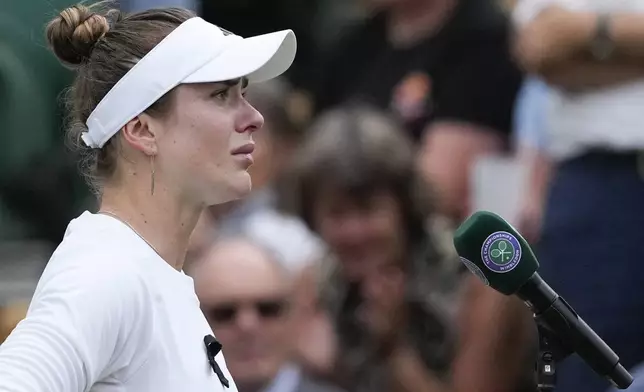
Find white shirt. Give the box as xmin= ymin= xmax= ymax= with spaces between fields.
xmin=0 ymin=212 xmax=237 ymax=392
xmin=514 ymin=0 xmax=644 ymax=161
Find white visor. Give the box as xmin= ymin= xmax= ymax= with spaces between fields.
xmin=82 ymin=17 xmax=297 ymax=149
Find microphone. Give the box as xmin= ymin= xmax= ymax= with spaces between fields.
xmin=452 ymin=211 xmax=633 ymax=389
xmin=204 ymin=335 xmax=230 ymax=388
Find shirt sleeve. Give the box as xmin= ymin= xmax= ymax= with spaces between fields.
xmin=0 ymin=258 xmax=152 ymax=391
xmin=513 ymin=77 xmax=551 ymax=151
xmin=432 ymin=31 xmax=523 ymax=136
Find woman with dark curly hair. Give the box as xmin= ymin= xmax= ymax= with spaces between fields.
xmin=279 ymin=105 xmax=465 ymax=392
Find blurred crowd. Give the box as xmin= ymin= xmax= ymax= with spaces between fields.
xmin=3 ymin=0 xmax=644 ymax=392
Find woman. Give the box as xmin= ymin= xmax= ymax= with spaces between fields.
xmin=280 ymin=105 xmax=464 ymax=392
xmin=0 ymin=3 xmax=296 ymax=391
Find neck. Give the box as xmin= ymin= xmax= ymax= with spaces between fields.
xmin=386 ymin=0 xmax=457 ymax=46
xmin=100 ymin=180 xmax=203 ymax=271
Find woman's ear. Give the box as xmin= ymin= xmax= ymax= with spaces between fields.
xmin=121 ymin=112 xmax=159 ymax=156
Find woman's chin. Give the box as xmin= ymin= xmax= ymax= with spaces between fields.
xmin=232 ymin=170 xmax=253 ymax=196
xmin=206 ymin=171 xmax=252 ymax=206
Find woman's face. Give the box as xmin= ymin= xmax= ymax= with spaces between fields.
xmin=312 ymin=189 xmax=407 ymax=281
xmin=154 ymin=79 xmax=264 ymax=205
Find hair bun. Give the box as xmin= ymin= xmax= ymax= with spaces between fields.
xmin=46 ymin=4 xmax=111 ymax=68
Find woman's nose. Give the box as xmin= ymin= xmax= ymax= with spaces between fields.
xmin=236 ymin=101 xmax=265 ymax=134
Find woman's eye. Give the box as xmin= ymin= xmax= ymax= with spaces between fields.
xmin=211 ymin=89 xmax=229 ymax=100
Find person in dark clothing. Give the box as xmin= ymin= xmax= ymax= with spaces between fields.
xmin=308 ymin=0 xmax=523 ymax=223
xmin=311 ymin=0 xmax=519 ymax=139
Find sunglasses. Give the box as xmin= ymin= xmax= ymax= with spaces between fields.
xmin=204 ymin=299 xmax=288 ymax=324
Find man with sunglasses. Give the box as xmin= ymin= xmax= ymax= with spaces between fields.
xmin=189 ymin=236 xmax=343 ymax=392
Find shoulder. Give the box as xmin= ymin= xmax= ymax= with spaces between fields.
xmin=0 ymin=212 xmax=159 ymax=387
xmin=33 ymin=212 xmax=154 ymax=315
xmin=47 ymin=211 xmax=150 ymax=272
xmin=29 ymin=214 xmax=156 ymax=368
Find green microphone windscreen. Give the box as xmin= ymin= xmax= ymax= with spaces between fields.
xmin=453 ymin=211 xmax=539 ymax=295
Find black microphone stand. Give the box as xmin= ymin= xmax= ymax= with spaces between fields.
xmin=534 ymin=315 xmax=573 ymax=392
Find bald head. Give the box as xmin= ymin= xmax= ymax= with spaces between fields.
xmin=192 ymin=238 xmax=290 ymax=300
xmin=190 ymin=237 xmax=293 ymax=392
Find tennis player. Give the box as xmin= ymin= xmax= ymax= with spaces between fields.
xmin=0 ymin=3 xmax=296 ymax=391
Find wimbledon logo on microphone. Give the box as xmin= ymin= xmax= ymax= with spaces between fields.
xmin=481 ymin=231 xmax=522 ymax=273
